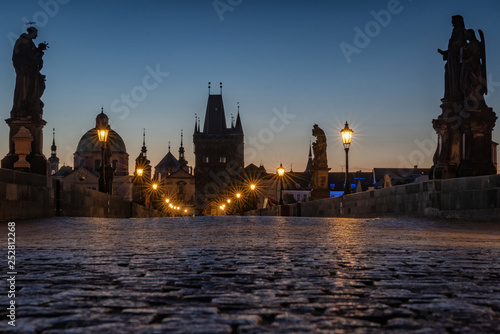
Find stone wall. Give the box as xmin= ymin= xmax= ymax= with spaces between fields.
xmin=246 ymin=174 xmax=500 ymax=221
xmin=0 ymin=169 xmax=161 ymax=221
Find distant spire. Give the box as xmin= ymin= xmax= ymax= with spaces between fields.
xmin=141 ymin=128 xmax=147 ymax=157
xmin=101 ymin=106 xmax=104 ymax=114
xmin=290 ymin=163 xmax=293 ymax=173
xmin=49 ymin=127 xmax=59 ymax=175
xmin=220 ymin=82 xmax=222 ymax=94
xmin=208 ymin=82 xmax=211 ymax=95
xmin=231 ymin=113 xmax=234 ymax=128
xmin=168 ymin=141 xmax=171 ymax=153
xmin=194 ymin=113 xmax=198 ymax=133
xmin=235 ymin=102 xmax=243 ymax=134
xmin=51 ymin=128 xmax=56 ymax=153
xmin=304 ymin=140 xmax=313 ymax=173
xmin=179 ymin=129 xmax=187 ymax=167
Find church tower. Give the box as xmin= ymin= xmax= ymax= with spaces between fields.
xmin=48 ymin=128 xmax=59 ymax=175
xmin=193 ymin=82 xmax=244 ymax=214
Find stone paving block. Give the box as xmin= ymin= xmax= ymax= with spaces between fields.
xmin=1 ymin=217 xmax=499 ymax=333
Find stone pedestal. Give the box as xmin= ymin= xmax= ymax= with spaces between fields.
xmin=12 ymin=126 xmax=33 ymax=170
xmin=431 ymin=101 xmax=497 ymax=179
xmin=310 ymin=165 xmax=331 ymax=200
xmin=1 ymin=117 xmax=49 ymax=176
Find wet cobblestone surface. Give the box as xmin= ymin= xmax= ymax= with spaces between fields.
xmin=1 ymin=216 xmax=500 ymax=333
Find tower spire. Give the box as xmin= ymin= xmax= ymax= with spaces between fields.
xmin=141 ymin=128 xmax=147 ymax=157
xmin=52 ymin=128 xmax=56 ymax=148
xmin=208 ymin=82 xmax=211 ymax=95
xmin=168 ymin=141 xmax=171 ymax=153
xmin=220 ymin=82 xmax=222 ymax=94
xmin=49 ymin=128 xmax=59 ymax=175
xmin=234 ymin=102 xmax=243 ymax=134
xmin=179 ymin=129 xmax=187 ymax=167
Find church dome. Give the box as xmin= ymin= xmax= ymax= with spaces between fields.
xmin=76 ymin=128 xmax=127 ymax=154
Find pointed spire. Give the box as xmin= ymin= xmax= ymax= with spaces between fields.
xmin=168 ymin=141 xmax=171 ymax=153
xmin=220 ymin=82 xmax=222 ymax=94
xmin=304 ymin=139 xmax=314 ymax=173
xmin=208 ymin=82 xmax=211 ymax=95
xmin=235 ymin=102 xmax=243 ymax=134
xmin=141 ymin=128 xmax=147 ymax=157
xmin=179 ymin=129 xmax=187 ymax=167
xmin=49 ymin=127 xmax=59 ymax=174
xmin=101 ymin=106 xmax=104 ymax=114
xmin=194 ymin=113 xmax=198 ymax=134
xmin=51 ymin=128 xmax=57 ymax=154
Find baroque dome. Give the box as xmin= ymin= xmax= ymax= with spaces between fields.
xmin=76 ymin=128 xmax=127 ymax=154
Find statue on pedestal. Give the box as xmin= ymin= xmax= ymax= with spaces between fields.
xmin=310 ymin=124 xmax=330 ymax=200
xmin=2 ymin=27 xmax=49 ymax=176
xmin=431 ymin=16 xmax=496 ymax=179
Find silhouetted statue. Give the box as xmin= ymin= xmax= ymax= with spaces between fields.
xmin=461 ymin=29 xmax=487 ymax=106
xmin=310 ymin=124 xmax=330 ymax=200
xmin=438 ymin=15 xmax=466 ymax=102
xmin=431 ymin=15 xmax=496 ymax=180
xmin=11 ymin=27 xmax=48 ymax=120
xmin=312 ymin=124 xmax=327 ymax=167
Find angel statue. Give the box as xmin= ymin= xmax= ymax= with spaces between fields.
xmin=460 ymin=28 xmax=487 ymax=107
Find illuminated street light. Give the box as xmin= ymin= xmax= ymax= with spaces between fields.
xmin=250 ymin=184 xmax=256 ymax=191
xmin=152 ymin=183 xmax=158 ymax=190
xmin=277 ymin=163 xmax=285 ymax=205
xmin=136 ymin=168 xmax=143 ymax=177
xmin=165 ymin=198 xmax=170 ymax=203
xmin=340 ymin=122 xmax=353 ymax=195
xmin=97 ymin=127 xmax=109 ymax=194
xmin=227 ymin=198 xmax=231 ymax=204
xmin=236 ymin=192 xmax=241 ymax=199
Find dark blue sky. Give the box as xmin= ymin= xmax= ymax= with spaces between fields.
xmin=1 ymin=0 xmax=500 ymax=173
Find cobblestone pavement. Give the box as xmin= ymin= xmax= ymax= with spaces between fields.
xmin=1 ymin=216 xmax=500 ymax=333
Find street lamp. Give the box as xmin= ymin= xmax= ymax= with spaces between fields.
xmin=136 ymin=168 xmax=143 ymax=177
xmin=152 ymin=183 xmax=158 ymax=190
xmin=340 ymin=122 xmax=353 ymax=195
xmin=97 ymin=127 xmax=109 ymax=193
xmin=236 ymin=192 xmax=241 ymax=199
xmin=250 ymin=184 xmax=256 ymax=191
xmin=277 ymin=163 xmax=285 ymax=205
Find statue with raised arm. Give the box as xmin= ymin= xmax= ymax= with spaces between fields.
xmin=438 ymin=15 xmax=466 ymax=102
xmin=10 ymin=27 xmax=48 ymax=120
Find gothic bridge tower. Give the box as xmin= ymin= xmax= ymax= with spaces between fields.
xmin=193 ymin=82 xmax=244 ymax=215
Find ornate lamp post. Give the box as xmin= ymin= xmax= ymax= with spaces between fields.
xmin=249 ymin=184 xmax=257 ymax=210
xmin=340 ymin=122 xmax=353 ymax=195
xmin=97 ymin=127 xmax=109 ymax=193
xmin=277 ymin=163 xmax=285 ymax=205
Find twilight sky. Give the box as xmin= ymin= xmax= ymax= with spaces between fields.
xmin=1 ymin=0 xmax=500 ymax=173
